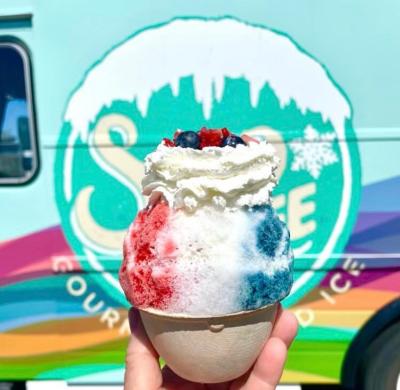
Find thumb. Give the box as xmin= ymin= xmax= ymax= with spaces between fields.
xmin=124 ymin=308 xmax=162 ymax=390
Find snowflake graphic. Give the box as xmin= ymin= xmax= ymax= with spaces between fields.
xmin=289 ymin=126 xmax=338 ymax=179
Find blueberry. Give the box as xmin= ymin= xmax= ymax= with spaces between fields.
xmin=222 ymin=135 xmax=246 ymax=148
xmin=175 ymin=131 xmax=200 ymax=149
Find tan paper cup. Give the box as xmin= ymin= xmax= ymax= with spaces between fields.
xmin=139 ymin=303 xmax=278 ymax=383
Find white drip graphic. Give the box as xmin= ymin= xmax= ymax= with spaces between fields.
xmin=64 ymin=18 xmax=350 ymax=143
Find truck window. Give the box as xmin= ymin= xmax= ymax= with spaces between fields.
xmin=0 ymin=41 xmax=37 ymax=184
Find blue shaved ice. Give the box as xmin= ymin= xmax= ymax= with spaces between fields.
xmin=239 ymin=204 xmax=293 ymax=310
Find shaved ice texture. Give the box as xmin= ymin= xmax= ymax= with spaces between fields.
xmin=120 ymin=200 xmax=293 ymax=316
xmin=119 ymin=128 xmax=293 ymax=316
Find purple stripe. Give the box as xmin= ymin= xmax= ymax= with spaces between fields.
xmin=360 ymin=176 xmax=400 ymax=212
xmin=352 ymin=212 xmax=400 ymax=234
xmin=319 ymin=267 xmax=397 ymax=289
xmin=347 ymin=216 xmax=400 ymax=249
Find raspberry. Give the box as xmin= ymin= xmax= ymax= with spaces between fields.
xmin=198 ymin=127 xmax=224 ymax=148
xmin=221 ymin=128 xmax=230 ymax=138
xmin=162 ymin=138 xmax=175 ymax=147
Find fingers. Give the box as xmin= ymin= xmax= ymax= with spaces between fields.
xmin=162 ymin=365 xmax=232 ymax=390
xmin=240 ymin=308 xmax=298 ymax=389
xmin=123 ymin=307 xmax=298 ymax=390
xmin=124 ymin=308 xmax=162 ymax=390
xmin=241 ymin=337 xmax=287 ymax=390
xmin=271 ymin=308 xmax=298 ymax=348
xmin=161 ymin=366 xmax=202 ymax=390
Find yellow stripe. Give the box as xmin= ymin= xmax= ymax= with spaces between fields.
xmin=281 ymin=369 xmax=337 ymax=383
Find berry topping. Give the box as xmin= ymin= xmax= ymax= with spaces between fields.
xmin=221 ymin=127 xmax=231 ymax=138
xmin=199 ymin=127 xmax=224 ymax=148
xmin=175 ymin=131 xmax=201 ymax=149
xmin=222 ymin=134 xmax=246 ymax=148
xmin=166 ymin=127 xmax=253 ymax=149
xmin=173 ymin=129 xmax=182 ymax=141
xmin=242 ymin=134 xmax=260 ymax=144
xmin=162 ymin=138 xmax=175 ymax=147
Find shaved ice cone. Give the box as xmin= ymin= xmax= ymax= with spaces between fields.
xmin=120 ymin=128 xmax=294 ymax=382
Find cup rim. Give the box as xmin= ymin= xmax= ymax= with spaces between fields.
xmin=138 ymin=302 xmax=277 ymax=322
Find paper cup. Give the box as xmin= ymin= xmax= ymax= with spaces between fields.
xmin=139 ymin=303 xmax=278 ymax=383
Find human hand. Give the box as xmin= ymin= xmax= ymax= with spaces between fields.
xmin=124 ymin=305 xmax=298 ymax=389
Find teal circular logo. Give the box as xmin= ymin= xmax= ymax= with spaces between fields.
xmin=55 ymin=17 xmax=361 ymax=306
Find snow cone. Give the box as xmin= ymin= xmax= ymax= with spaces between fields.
xmin=119 ymin=127 xmax=294 ymax=383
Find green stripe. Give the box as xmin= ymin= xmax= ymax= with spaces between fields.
xmin=37 ymin=364 xmax=121 ymax=380
xmin=286 ymin=339 xmax=349 ymax=379
xmin=296 ymin=326 xmax=356 ymax=341
xmin=0 ymin=336 xmax=351 ymax=381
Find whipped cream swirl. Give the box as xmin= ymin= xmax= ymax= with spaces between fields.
xmin=142 ymin=142 xmax=279 ymax=211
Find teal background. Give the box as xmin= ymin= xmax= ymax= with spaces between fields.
xmin=0 ymin=0 xmax=399 ymax=241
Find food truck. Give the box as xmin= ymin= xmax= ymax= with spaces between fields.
xmin=0 ymin=1 xmax=399 ymax=389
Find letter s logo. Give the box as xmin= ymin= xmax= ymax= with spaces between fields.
xmin=72 ymin=114 xmax=145 ymax=254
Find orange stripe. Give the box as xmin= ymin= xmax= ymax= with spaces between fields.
xmin=0 ymin=328 xmax=126 ymax=357
xmin=309 ymin=309 xmax=372 ymax=328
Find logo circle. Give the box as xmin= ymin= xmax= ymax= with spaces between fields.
xmin=55 ymin=17 xmax=361 ymax=307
